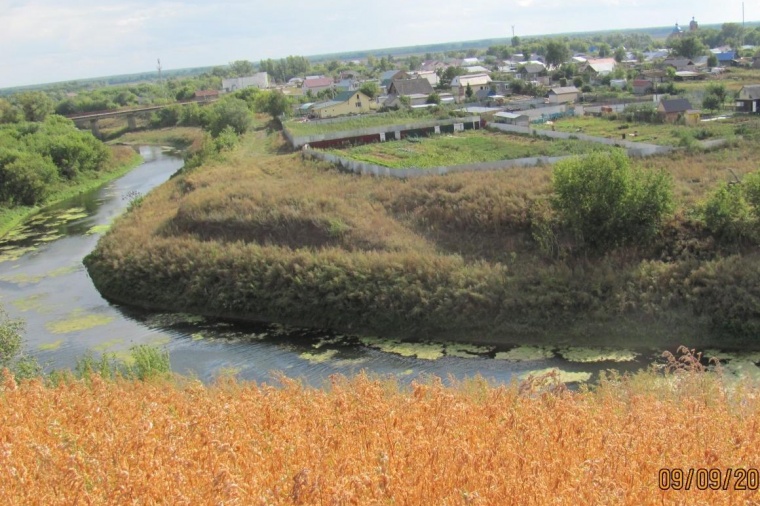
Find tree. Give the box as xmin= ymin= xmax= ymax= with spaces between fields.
xmin=359 ymin=81 xmax=380 ymax=99
xmin=544 ymin=40 xmax=570 ymax=67
xmin=0 ymin=98 xmax=21 ymax=124
xmin=208 ymin=97 xmax=253 ymax=136
xmin=702 ymin=94 xmax=722 ymax=113
xmin=15 ymin=92 xmax=54 ymax=122
xmin=511 ymin=36 xmax=520 ymax=47
xmin=597 ymin=43 xmax=611 ymax=58
xmin=426 ymin=92 xmax=441 ymax=105
xmin=465 ymin=83 xmax=474 ymax=99
xmin=551 ymin=150 xmax=674 ymax=250
xmin=254 ymin=90 xmax=291 ymax=121
xmin=0 ymin=305 xmax=40 ymax=380
xmin=228 ymin=60 xmax=255 ymax=77
xmin=614 ymin=47 xmax=627 ymax=63
xmin=668 ymin=36 xmax=706 ymax=59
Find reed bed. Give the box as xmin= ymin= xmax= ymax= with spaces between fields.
xmin=1 ymin=363 xmax=759 ymax=505
xmin=85 ymin=130 xmax=760 ymax=346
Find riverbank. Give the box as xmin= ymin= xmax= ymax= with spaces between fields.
xmin=84 ymin=127 xmax=760 ymax=349
xmin=1 ymin=358 xmax=759 ymax=504
xmin=0 ymin=146 xmax=142 ymax=239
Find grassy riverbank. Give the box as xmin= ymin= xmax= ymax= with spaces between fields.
xmin=85 ymin=125 xmax=760 ymax=349
xmin=1 ymin=356 xmax=759 ymax=504
xmin=0 ymin=145 xmax=141 ymax=239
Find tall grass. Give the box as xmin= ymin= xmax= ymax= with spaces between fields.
xmin=1 ymin=360 xmax=759 ymax=504
xmin=85 ymin=129 xmax=760 ymax=347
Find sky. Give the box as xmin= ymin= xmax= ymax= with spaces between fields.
xmin=0 ymin=0 xmax=754 ymax=88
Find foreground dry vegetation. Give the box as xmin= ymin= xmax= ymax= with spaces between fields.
xmin=1 ymin=361 xmax=760 ymax=505
xmin=85 ymin=121 xmax=760 ymax=347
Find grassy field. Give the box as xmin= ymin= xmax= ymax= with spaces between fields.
xmin=0 ymin=145 xmax=142 ymax=239
xmin=535 ymin=114 xmax=757 ymax=146
xmin=1 ymin=359 xmax=760 ymax=504
xmin=326 ymin=130 xmax=616 ymax=169
xmin=83 ymin=121 xmax=760 ymax=348
xmin=284 ymin=110 xmax=445 ymax=136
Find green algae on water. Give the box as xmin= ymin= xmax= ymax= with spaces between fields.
xmin=46 ymin=309 xmax=115 ymax=334
xmin=300 ymin=349 xmax=340 ymax=363
xmin=359 ymin=337 xmax=445 ymax=360
xmin=444 ymin=342 xmax=494 ymax=358
xmin=12 ymin=293 xmax=50 ymax=313
xmin=558 ymin=347 xmax=639 ymax=363
xmin=86 ymin=224 xmax=111 ymax=235
xmin=495 ymin=346 xmax=555 ymax=362
xmin=38 ymin=340 xmax=65 ymax=351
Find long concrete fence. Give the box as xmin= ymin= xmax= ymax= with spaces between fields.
xmin=487 ymin=123 xmax=673 ymax=157
xmin=283 ymin=116 xmax=483 ymax=149
xmin=302 ymin=149 xmax=571 ymax=179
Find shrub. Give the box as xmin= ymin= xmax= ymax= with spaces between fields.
xmin=208 ymin=97 xmax=253 ymax=137
xmin=0 ymin=148 xmax=58 ymax=205
xmin=702 ymin=175 xmax=760 ymax=244
xmin=551 ymin=150 xmax=674 ymax=250
xmin=0 ymin=305 xmax=41 ymax=380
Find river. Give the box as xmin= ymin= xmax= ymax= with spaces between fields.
xmin=1 ymin=146 xmax=758 ymax=386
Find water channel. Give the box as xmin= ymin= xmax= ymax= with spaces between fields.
xmin=1 ymin=146 xmax=759 ymax=386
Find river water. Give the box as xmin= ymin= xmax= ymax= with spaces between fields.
xmin=1 ymin=146 xmax=758 ymax=386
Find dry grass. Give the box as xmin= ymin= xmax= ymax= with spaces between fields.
xmin=84 ymin=126 xmax=760 ymax=346
xmin=1 ymin=362 xmax=759 ymax=505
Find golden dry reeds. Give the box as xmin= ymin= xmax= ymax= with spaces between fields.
xmin=1 ymin=366 xmax=759 ymax=505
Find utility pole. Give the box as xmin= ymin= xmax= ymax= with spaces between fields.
xmin=157 ymin=58 xmax=166 ymax=101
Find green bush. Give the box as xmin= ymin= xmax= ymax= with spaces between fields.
xmin=703 ymin=183 xmax=755 ymax=242
xmin=0 ymin=305 xmax=41 ymax=381
xmin=551 ymin=150 xmax=674 ymax=250
xmin=208 ymin=97 xmax=252 ymax=137
xmin=0 ymin=148 xmax=58 ymax=205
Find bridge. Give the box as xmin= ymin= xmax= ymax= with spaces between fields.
xmin=66 ymin=98 xmax=218 ymax=138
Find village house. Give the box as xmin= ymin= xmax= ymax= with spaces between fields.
xmin=384 ymin=78 xmax=435 ymax=108
xmin=409 ymin=70 xmax=440 ymax=88
xmin=451 ymin=73 xmax=492 ymax=102
xmin=463 ymin=65 xmax=491 ymax=75
xmin=583 ymin=58 xmax=617 ymax=80
xmin=736 ymin=85 xmax=760 ymax=113
xmin=632 ymin=79 xmax=654 ymax=95
xmin=420 ymin=60 xmax=446 ymax=72
xmin=517 ymin=62 xmax=546 ymax=81
xmin=221 ymin=72 xmax=270 ymax=92
xmin=302 ymin=76 xmax=335 ymax=94
xmin=662 ymin=58 xmax=695 ymax=71
xmin=657 ymin=98 xmax=700 ymax=124
xmin=380 ymin=70 xmax=409 ymax=90
xmin=547 ymin=86 xmax=579 ymax=104
xmin=309 ymin=91 xmax=375 ymax=119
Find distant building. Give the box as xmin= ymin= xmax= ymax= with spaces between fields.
xmin=657 ymin=98 xmax=700 ymax=124
xmin=302 ymin=76 xmax=335 ymax=94
xmin=194 ymin=90 xmax=219 ymax=101
xmin=668 ymin=22 xmax=684 ymax=39
xmin=632 ymin=79 xmax=654 ymax=95
xmin=221 ymin=73 xmax=270 ymax=92
xmin=493 ymin=112 xmax=530 ymax=126
xmin=450 ymin=73 xmax=492 ymax=102
xmin=689 ymin=16 xmax=699 ymax=32
xmin=309 ymin=91 xmax=374 ymax=119
xmin=736 ymin=85 xmax=760 ymax=113
xmin=547 ymin=86 xmax=579 ymax=104
xmin=583 ymin=58 xmax=617 ymax=77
